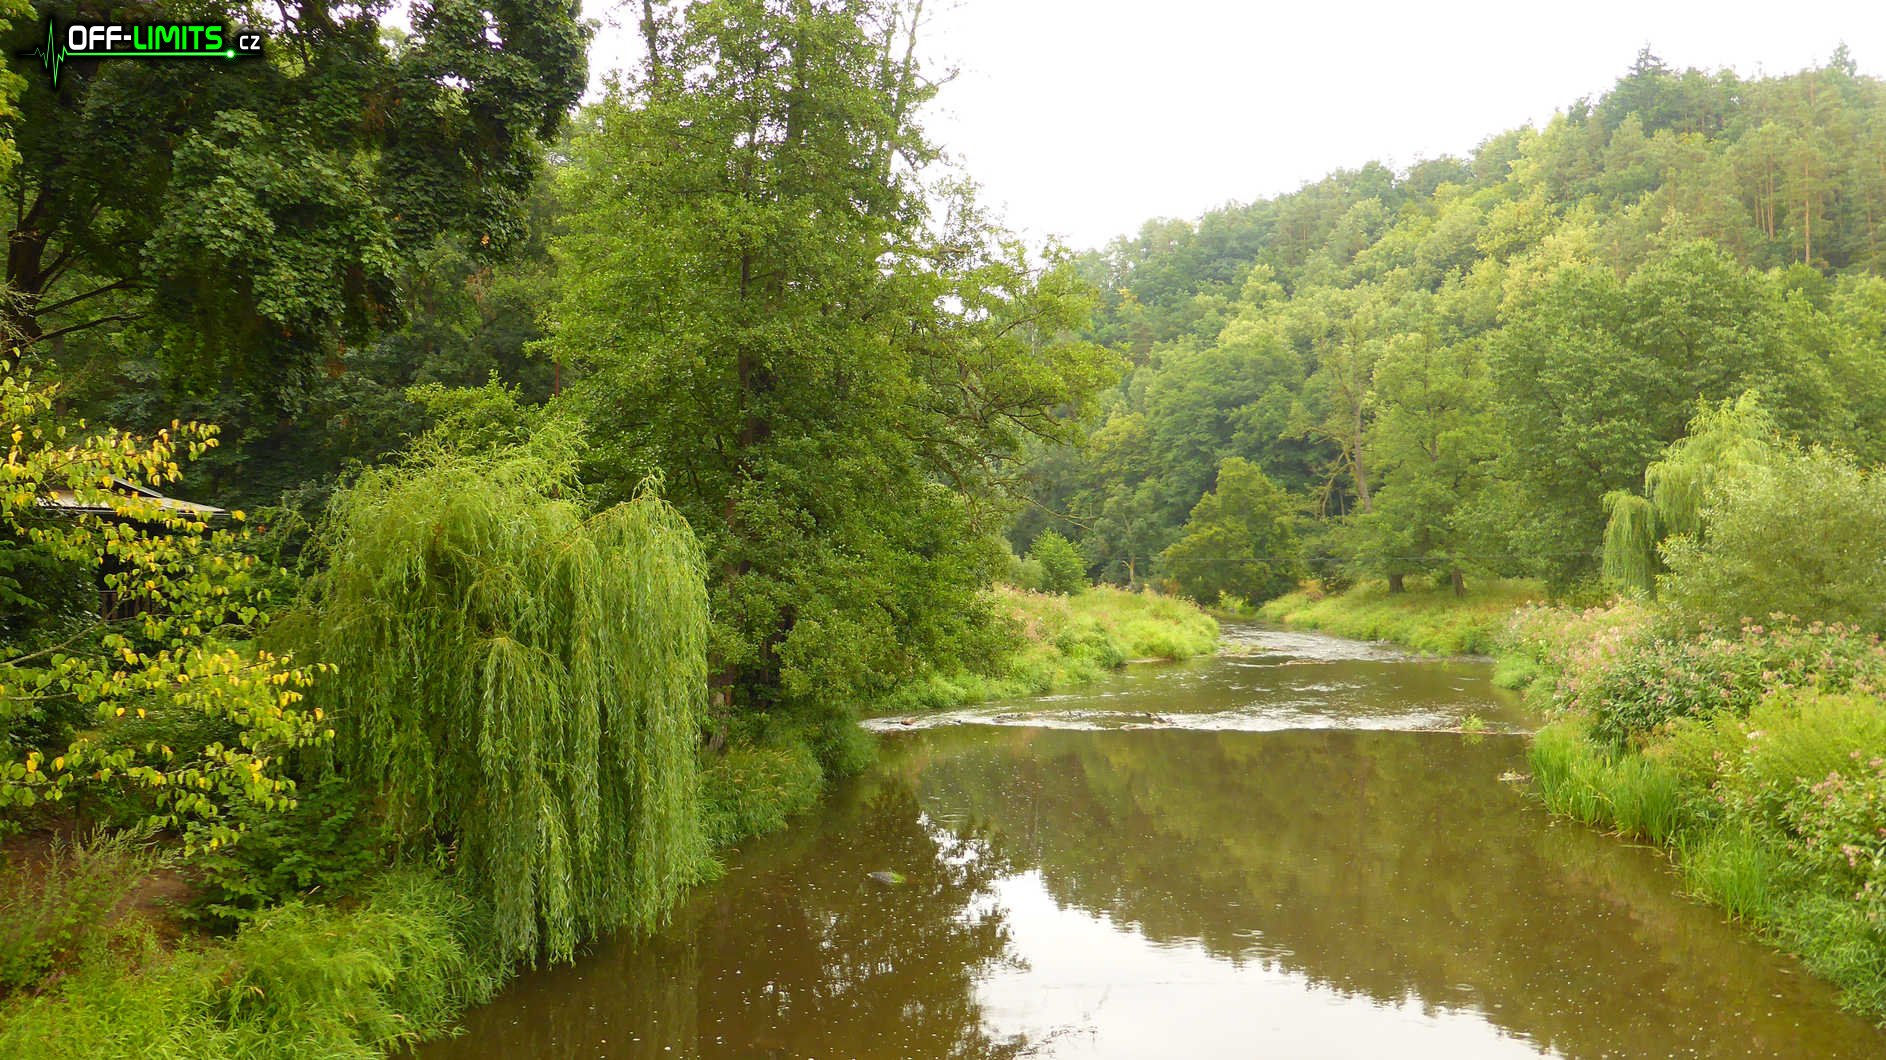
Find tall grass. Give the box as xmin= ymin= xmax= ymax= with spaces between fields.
xmin=699 ymin=743 xmax=824 ymax=847
xmin=1529 ymin=721 xmax=1683 ymax=844
xmin=1678 ymin=825 xmax=1783 ymax=923
xmin=0 ymin=829 xmax=156 ymax=992
xmin=1259 ymin=577 xmax=1545 ymax=656
xmin=879 ymin=586 xmax=1219 ymax=713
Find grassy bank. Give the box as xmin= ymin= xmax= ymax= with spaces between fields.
xmin=1265 ymin=581 xmax=1886 ymax=1018
xmin=1517 ymin=604 xmax=1886 ymax=1019
xmin=1257 ymin=577 xmax=1545 ymax=655
xmin=881 ymin=585 xmax=1219 ymax=713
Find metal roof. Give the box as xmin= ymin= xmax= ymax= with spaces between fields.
xmin=36 ymin=477 xmax=227 ymax=520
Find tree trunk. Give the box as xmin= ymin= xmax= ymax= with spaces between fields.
xmin=4 ymin=212 xmax=49 ymax=357
xmin=1350 ymin=405 xmax=1373 ymax=513
xmin=1450 ymin=568 xmax=1466 ymax=597
xmin=1387 ymin=573 xmax=1405 ymax=594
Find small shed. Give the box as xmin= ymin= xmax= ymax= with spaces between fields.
xmin=35 ymin=478 xmax=228 ymax=618
xmin=37 ymin=477 xmax=227 ymax=522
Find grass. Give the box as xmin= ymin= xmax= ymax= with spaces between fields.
xmin=1678 ymin=825 xmax=1784 ymax=924
xmin=1258 ymin=577 xmax=1545 ymax=656
xmin=879 ymin=585 xmax=1219 ymax=713
xmin=1529 ymin=720 xmax=1685 ymax=844
xmin=0 ymin=828 xmax=158 ymax=992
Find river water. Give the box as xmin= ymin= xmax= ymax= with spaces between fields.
xmin=420 ymin=625 xmax=1886 ymax=1059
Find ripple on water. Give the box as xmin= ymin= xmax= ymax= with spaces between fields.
xmin=862 ymin=626 xmax=1525 ymax=734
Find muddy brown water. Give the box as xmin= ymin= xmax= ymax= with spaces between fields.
xmin=419 ymin=626 xmax=1886 ymax=1059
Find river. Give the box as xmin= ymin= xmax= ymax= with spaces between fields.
xmin=419 ymin=625 xmax=1886 ymax=1058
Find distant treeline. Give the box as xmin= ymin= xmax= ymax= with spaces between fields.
xmin=1016 ymin=47 xmax=1886 ymax=602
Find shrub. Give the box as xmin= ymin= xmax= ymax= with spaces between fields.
xmin=0 ymin=868 xmax=504 ymax=1059
xmin=1029 ymin=532 xmax=1087 ymax=596
xmin=0 ymin=371 xmax=331 ymax=851
xmin=1660 ymin=447 xmax=1886 ymax=634
xmin=1554 ymin=619 xmax=1886 ymax=747
xmin=188 ymin=775 xmax=381 ymax=928
xmin=1526 ymin=604 xmax=1886 ymax=1019
xmin=699 ymin=743 xmax=824 ymax=847
xmin=1779 ymin=750 xmax=1886 ymax=928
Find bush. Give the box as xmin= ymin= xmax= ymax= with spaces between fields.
xmin=1524 ymin=606 xmax=1886 ymax=1018
xmin=188 ymin=775 xmax=382 ymax=928
xmin=1028 ymin=532 xmax=1087 ymax=596
xmin=1555 ymin=619 xmax=1886 ymax=747
xmin=700 ymin=744 xmax=825 ymax=848
xmin=1780 ymin=753 xmax=1886 ymax=928
xmin=1660 ymin=447 xmax=1886 ymax=634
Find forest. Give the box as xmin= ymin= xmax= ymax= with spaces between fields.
xmin=1 ymin=0 xmax=1885 ymax=1054
xmin=1015 ymin=45 xmax=1886 ymax=605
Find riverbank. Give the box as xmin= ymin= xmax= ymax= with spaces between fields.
xmin=1262 ymin=583 xmax=1886 ymax=1020
xmin=0 ymin=865 xmax=503 ymax=1058
xmin=1510 ymin=603 xmax=1886 ymax=1021
xmin=0 ymin=584 xmax=1216 ymax=1056
xmin=1256 ymin=577 xmax=1545 ymax=656
xmin=879 ymin=585 xmax=1220 ymax=713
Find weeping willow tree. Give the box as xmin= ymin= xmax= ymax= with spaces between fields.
xmin=1602 ymin=391 xmax=1775 ymax=595
xmin=294 ymin=430 xmax=711 ymax=964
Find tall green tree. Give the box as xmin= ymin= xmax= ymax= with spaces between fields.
xmin=1346 ymin=330 xmax=1496 ymax=595
xmin=1160 ymin=457 xmax=1302 ymax=605
xmin=3 ymin=0 xmax=586 ymax=408
xmin=549 ymin=0 xmax=1113 ymax=748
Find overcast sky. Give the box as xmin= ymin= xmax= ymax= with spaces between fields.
xmin=581 ymin=1 xmax=1886 ymax=250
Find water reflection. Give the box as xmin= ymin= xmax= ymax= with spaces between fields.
xmin=913 ymin=726 xmax=1883 ymax=1057
xmin=423 ymin=629 xmax=1886 ymax=1059
xmin=423 ymin=780 xmax=1026 ymax=1060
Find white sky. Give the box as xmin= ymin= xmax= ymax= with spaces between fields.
xmin=580 ymin=0 xmax=1886 ymax=249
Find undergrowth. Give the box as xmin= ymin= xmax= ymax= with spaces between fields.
xmin=0 ymin=868 xmax=504 ymax=1059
